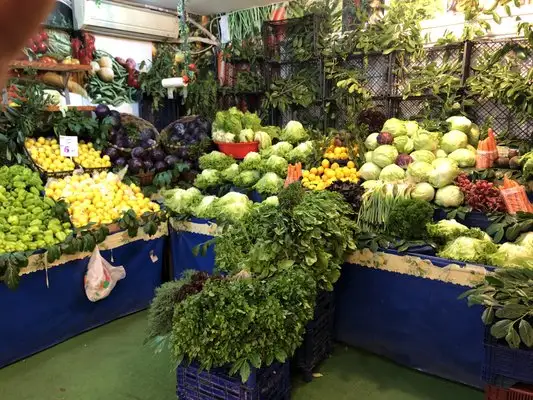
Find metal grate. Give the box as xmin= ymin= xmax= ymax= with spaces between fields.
xmin=392 ymin=44 xmax=464 ymax=97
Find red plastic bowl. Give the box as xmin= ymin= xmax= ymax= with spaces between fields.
xmin=215 ymin=141 xmax=259 ymax=159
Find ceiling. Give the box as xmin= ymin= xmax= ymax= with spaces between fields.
xmin=126 ymin=0 xmax=283 ymax=15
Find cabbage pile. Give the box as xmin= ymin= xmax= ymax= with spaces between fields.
xmin=359 ymin=116 xmax=481 ymax=207
xmin=164 ymin=189 xmax=278 ymax=223
xmin=212 ymin=107 xmax=272 ymax=147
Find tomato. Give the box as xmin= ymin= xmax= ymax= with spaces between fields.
xmin=30 ymin=44 xmax=38 ymax=53
xmin=40 ymin=31 xmax=49 ymax=42
xmin=182 ymin=75 xmax=190 ymax=84
xmin=40 ymin=57 xmax=57 ymax=64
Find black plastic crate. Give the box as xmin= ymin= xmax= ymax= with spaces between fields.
xmin=176 ymin=361 xmax=291 ymax=400
xmin=482 ymin=328 xmax=533 ymax=388
xmin=295 ymin=290 xmax=335 ymax=382
xmin=263 ymin=15 xmax=322 ymax=63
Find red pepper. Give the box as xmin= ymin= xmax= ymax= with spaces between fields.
xmin=182 ymin=75 xmax=190 ymax=84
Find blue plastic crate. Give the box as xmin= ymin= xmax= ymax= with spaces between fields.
xmin=176 ymin=361 xmax=291 ymax=400
xmin=295 ymin=290 xmax=335 ymax=382
xmin=483 ymin=328 xmax=533 ymax=388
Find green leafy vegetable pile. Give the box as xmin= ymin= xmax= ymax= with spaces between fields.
xmin=215 ymin=183 xmax=358 ymax=291
xmin=171 ymin=269 xmax=316 ymax=382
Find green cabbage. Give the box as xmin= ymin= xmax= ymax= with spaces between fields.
xmin=365 ymin=133 xmax=380 ymax=151
xmin=438 ymin=236 xmax=498 ymax=264
xmin=260 ymin=141 xmax=293 ymax=158
xmin=263 ymin=196 xmax=279 ymax=207
xmin=407 ymin=161 xmax=434 ymax=183
xmin=240 ymin=152 xmax=262 ymax=171
xmin=365 ymin=151 xmax=374 ymax=163
xmin=193 ymin=196 xmax=219 ymax=219
xmin=413 ymin=131 xmax=440 ymax=151
xmin=516 ymin=232 xmax=533 ymax=250
xmin=372 ymin=145 xmax=399 ymax=168
xmin=436 ymin=149 xmax=448 ymax=158
xmin=163 ymin=187 xmax=202 ymax=215
xmin=379 ymin=164 xmax=405 ymax=182
xmin=254 ymin=131 xmax=272 ymax=150
xmin=214 ymin=192 xmax=252 ymax=222
xmin=489 ymin=243 xmax=533 ymax=267
xmin=242 ymin=111 xmax=262 ymax=130
xmin=288 ymin=141 xmax=315 ymax=164
xmin=221 ymin=163 xmax=240 ymax=181
xmin=448 ymin=149 xmax=476 ymax=167
xmin=428 ymin=158 xmax=460 ymax=188
xmin=194 ymin=169 xmax=222 ymax=189
xmin=239 ymin=129 xmax=255 ymax=143
xmin=434 ymin=185 xmax=464 ymax=208
xmin=446 ymin=116 xmax=472 ymax=134
xmin=281 ymin=120 xmax=309 ymax=144
xmin=254 ymin=172 xmax=285 ymax=196
xmin=441 ymin=130 xmax=469 ymax=154
xmin=199 ymin=151 xmax=235 ymax=171
xmin=213 ymin=107 xmax=244 ymax=135
xmin=411 ymin=182 xmax=435 ymax=201
xmin=393 ymin=136 xmax=414 ymax=154
xmin=426 ymin=219 xmax=469 ymax=241
xmin=382 ymin=118 xmax=407 ymax=137
xmin=233 ymin=170 xmax=261 ymax=188
xmin=359 ymin=162 xmax=382 ymax=181
xmin=410 ymin=150 xmax=436 ymax=164
xmin=468 ymin=123 xmax=480 ymax=147
xmin=261 ymin=155 xmax=289 ymax=178
xmin=212 ymin=130 xmax=236 ymax=143
xmin=405 ymin=121 xmax=419 ymax=137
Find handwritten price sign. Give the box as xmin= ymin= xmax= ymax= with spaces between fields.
xmin=60 ymin=135 xmax=78 ymax=157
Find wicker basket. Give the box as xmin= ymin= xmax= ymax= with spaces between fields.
xmin=160 ymin=115 xmax=212 ymax=160
xmin=110 ymin=113 xmax=160 ymax=156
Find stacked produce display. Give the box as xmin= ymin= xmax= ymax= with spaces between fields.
xmin=0 ymin=166 xmax=72 ymax=254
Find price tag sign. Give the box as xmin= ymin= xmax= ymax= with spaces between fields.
xmin=60 ymin=135 xmax=78 ymax=157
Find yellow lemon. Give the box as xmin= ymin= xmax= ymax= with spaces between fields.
xmin=302 ymin=170 xmax=309 ymax=178
xmin=310 ymin=167 xmax=318 ymax=175
xmin=317 ymin=166 xmax=325 ymax=175
xmin=321 ymin=159 xmax=330 ymax=168
xmin=331 ymin=162 xmax=340 ymax=170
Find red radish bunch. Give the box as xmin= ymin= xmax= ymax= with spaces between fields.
xmin=455 ymin=174 xmax=506 ymax=213
xmin=28 ymin=30 xmax=49 ymax=54
xmin=71 ymin=32 xmax=95 ymax=65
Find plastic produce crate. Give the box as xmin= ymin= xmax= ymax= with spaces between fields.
xmin=295 ymin=289 xmax=335 ymax=382
xmin=483 ymin=329 xmax=533 ymax=388
xmin=486 ymin=384 xmax=533 ymax=400
xmin=176 ymin=361 xmax=291 ymax=400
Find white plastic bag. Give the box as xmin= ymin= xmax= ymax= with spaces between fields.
xmin=84 ymin=247 xmax=126 ymax=302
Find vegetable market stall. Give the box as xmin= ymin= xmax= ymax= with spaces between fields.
xmin=0 ymin=224 xmax=167 ymax=369
xmin=335 ymin=248 xmax=490 ymax=389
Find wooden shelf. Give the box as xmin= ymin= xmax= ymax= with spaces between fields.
xmin=45 ymin=105 xmax=96 ymax=112
xmin=8 ymin=61 xmax=91 ymax=73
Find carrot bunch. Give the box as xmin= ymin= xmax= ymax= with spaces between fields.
xmin=476 ymin=128 xmax=499 ymax=169
xmin=501 ymin=176 xmax=533 ymax=213
xmin=285 ymin=162 xmax=302 ymax=187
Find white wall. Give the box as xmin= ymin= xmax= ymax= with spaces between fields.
xmin=422 ymin=4 xmax=533 ymax=43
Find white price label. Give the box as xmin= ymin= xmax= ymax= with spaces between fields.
xmin=60 ymin=135 xmax=78 ymax=157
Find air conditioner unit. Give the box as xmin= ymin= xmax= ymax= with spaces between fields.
xmin=73 ymin=0 xmax=179 ymax=42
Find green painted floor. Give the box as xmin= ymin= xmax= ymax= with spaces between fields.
xmin=0 ymin=311 xmax=483 ymax=400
